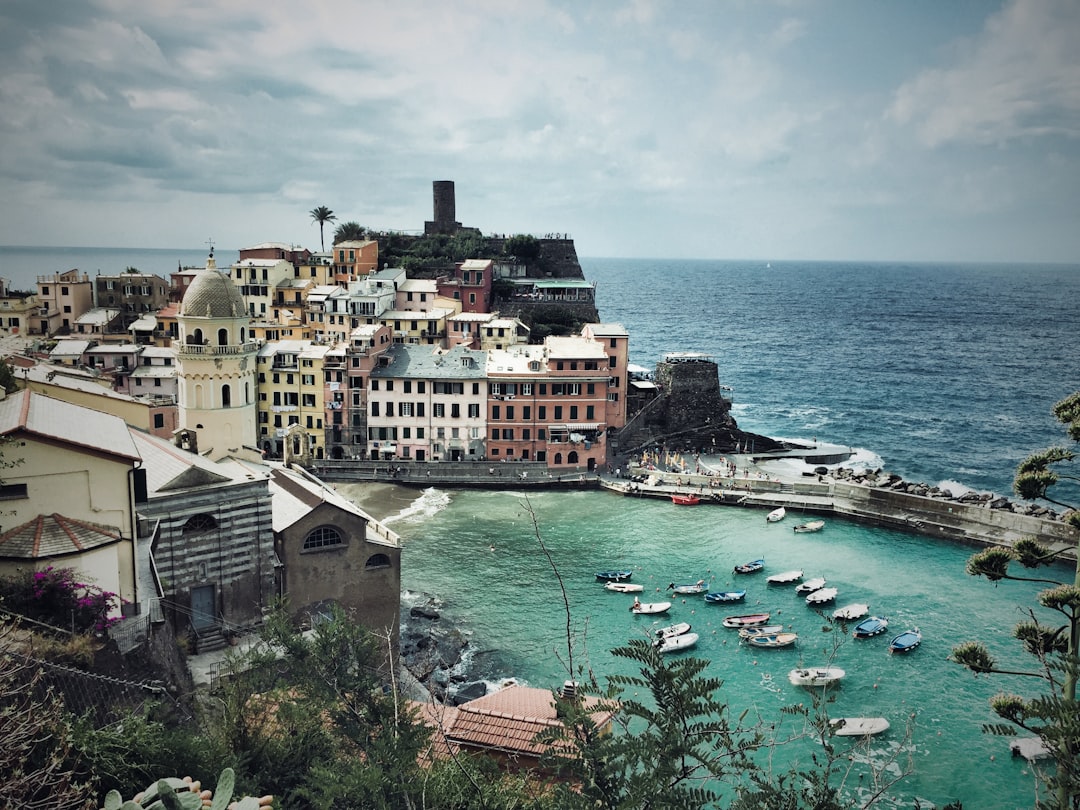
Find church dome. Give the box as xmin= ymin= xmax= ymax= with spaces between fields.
xmin=180 ymin=252 xmax=247 ymax=319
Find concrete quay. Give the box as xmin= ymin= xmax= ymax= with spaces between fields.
xmin=603 ymin=460 xmax=1078 ymax=562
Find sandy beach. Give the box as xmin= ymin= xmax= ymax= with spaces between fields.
xmin=332 ymin=481 xmax=417 ymax=523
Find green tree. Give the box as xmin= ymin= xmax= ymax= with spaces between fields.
xmin=333 ymin=221 xmax=366 ymax=244
xmin=309 ymin=206 xmax=336 ymax=252
xmin=0 ymin=358 xmax=18 ymax=395
xmin=504 ymin=234 xmax=541 ymax=263
xmin=952 ymin=391 xmax=1080 ymax=809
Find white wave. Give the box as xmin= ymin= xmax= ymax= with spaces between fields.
xmin=935 ymin=479 xmax=982 ymax=497
xmin=382 ymin=487 xmax=451 ymax=526
xmin=839 ymin=446 xmax=885 ymax=472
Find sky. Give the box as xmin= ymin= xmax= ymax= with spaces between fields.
xmin=1 ymin=0 xmax=1079 ymax=263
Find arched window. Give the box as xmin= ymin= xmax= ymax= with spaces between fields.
xmin=554 ymin=453 xmax=563 ymax=465
xmin=568 ymin=451 xmax=580 ymax=464
xmin=365 ymin=553 xmax=391 ymax=569
xmin=217 ymin=327 xmax=229 ymax=346
xmin=222 ymin=384 xmax=231 ymax=407
xmin=240 ymin=327 xmax=246 ymax=343
xmin=303 ymin=526 xmax=344 ymax=551
xmin=182 ymin=513 xmax=218 ymax=536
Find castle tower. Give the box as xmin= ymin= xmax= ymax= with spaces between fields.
xmin=425 ymin=180 xmax=462 ymax=235
xmin=174 ymin=249 xmax=258 ymax=461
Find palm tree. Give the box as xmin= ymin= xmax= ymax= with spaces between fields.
xmin=333 ymin=221 xmax=366 ymax=244
xmin=310 ymin=206 xmax=336 ymax=252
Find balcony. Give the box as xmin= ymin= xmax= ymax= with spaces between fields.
xmin=174 ymin=340 xmax=259 ymax=357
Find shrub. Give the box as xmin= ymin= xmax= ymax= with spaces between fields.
xmin=0 ymin=566 xmax=123 ymax=634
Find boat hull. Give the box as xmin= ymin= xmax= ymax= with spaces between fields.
xmin=788 ymin=667 xmax=845 ymax=687
xmin=722 ymin=613 xmax=771 ymax=628
xmin=604 ymin=582 xmax=643 ymax=593
xmin=831 ymin=717 xmax=890 ymax=737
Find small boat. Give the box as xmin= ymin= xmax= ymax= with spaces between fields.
xmin=656 ymin=631 xmax=700 ymax=654
xmin=794 ymin=577 xmax=827 ymax=595
xmin=604 ymin=581 xmax=644 ymax=593
xmin=788 ymin=667 xmax=845 ymax=687
xmin=889 ymin=627 xmax=922 ymax=653
xmin=793 ymin=520 xmax=825 ymax=533
xmin=596 ymin=570 xmax=633 ymax=582
xmin=766 ymin=570 xmax=803 ymax=585
xmin=704 ymin=590 xmax=746 ymax=604
xmin=655 ymin=622 xmax=692 ymax=639
xmin=722 ymin=612 xmax=771 ymax=628
xmin=805 ymin=587 xmax=838 ymax=605
xmin=733 ymin=558 xmax=765 ymax=575
xmin=830 ymin=717 xmax=890 ymax=737
xmin=745 ymin=632 xmax=798 ymax=649
xmin=631 ymin=600 xmax=672 ymax=615
xmin=738 ymin=624 xmax=785 ymax=638
xmin=668 ymin=580 xmax=709 ymax=595
xmin=832 ymin=603 xmax=870 ymax=621
xmin=766 ymin=506 xmax=787 ymax=522
xmin=671 ymin=494 xmax=700 ymax=505
xmin=853 ymin=616 xmax=889 ymax=639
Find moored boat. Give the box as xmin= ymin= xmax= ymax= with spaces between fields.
xmin=805 ymin=586 xmax=838 ymax=605
xmin=704 ymin=590 xmax=746 ymax=604
xmin=766 ymin=570 xmax=803 ymax=585
xmin=830 ymin=717 xmax=890 ymax=737
xmin=889 ymin=627 xmax=922 ymax=653
xmin=671 ymin=494 xmax=700 ymax=505
xmin=668 ymin=579 xmax=709 ymax=595
xmin=788 ymin=666 xmax=845 ymax=687
xmin=738 ymin=624 xmax=785 ymax=638
xmin=745 ymin=631 xmax=798 ymax=649
xmin=656 ymin=631 xmax=700 ymax=654
xmin=793 ymin=520 xmax=825 ymax=533
xmin=631 ymin=600 xmax=672 ymax=615
xmin=794 ymin=577 xmax=827 ymax=595
xmin=596 ymin=570 xmax=633 ymax=582
xmin=655 ymin=621 xmax=692 ymax=639
xmin=733 ymin=558 xmax=765 ymax=575
xmin=604 ymin=581 xmax=644 ymax=593
xmin=853 ymin=616 xmax=889 ymax=639
xmin=832 ymin=603 xmax=870 ymax=621
xmin=722 ymin=612 xmax=771 ymax=628
xmin=766 ymin=506 xmax=787 ymax=522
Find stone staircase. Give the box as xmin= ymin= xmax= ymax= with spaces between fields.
xmin=194 ymin=625 xmax=229 ymax=654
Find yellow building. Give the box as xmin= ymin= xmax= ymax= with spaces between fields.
xmin=256 ymin=339 xmax=329 ymax=461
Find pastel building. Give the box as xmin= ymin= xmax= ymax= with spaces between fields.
xmin=256 ymin=339 xmax=329 ymax=460
xmin=325 ymin=323 xmax=393 ymax=460
xmin=34 ymin=270 xmax=94 ymax=336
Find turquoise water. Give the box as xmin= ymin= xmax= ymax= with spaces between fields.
xmin=355 ymin=484 xmax=1071 ymax=809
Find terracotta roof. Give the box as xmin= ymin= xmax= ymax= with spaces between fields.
xmin=0 ymin=514 xmax=122 ymax=559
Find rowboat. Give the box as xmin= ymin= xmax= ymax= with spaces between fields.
xmin=852 ymin=616 xmax=889 ymax=639
xmin=788 ymin=667 xmax=845 ymax=687
xmin=733 ymin=558 xmax=765 ymax=575
xmin=830 ymin=717 xmax=890 ymax=737
xmin=794 ymin=577 xmax=827 ymax=595
xmin=766 ymin=506 xmax=787 ymax=522
xmin=596 ymin=570 xmax=633 ymax=582
xmin=704 ymin=590 xmax=746 ymax=604
xmin=604 ymin=581 xmax=644 ymax=593
xmin=805 ymin=587 xmax=838 ymax=605
xmin=738 ymin=624 xmax=785 ymax=639
xmin=656 ymin=631 xmax=700 ymax=654
xmin=766 ymin=570 xmax=803 ymax=585
xmin=630 ymin=600 xmax=672 ymax=615
xmin=793 ymin=520 xmax=825 ymax=533
xmin=832 ymin=603 xmax=869 ymax=621
xmin=722 ymin=612 xmax=771 ymax=628
xmin=668 ymin=580 xmax=709 ymax=595
xmin=889 ymin=628 xmax=922 ymax=653
xmin=671 ymin=494 xmax=700 ymax=505
xmin=745 ymin=632 xmax=798 ymax=649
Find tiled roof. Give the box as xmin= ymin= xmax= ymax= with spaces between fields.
xmin=0 ymin=514 xmax=121 ymax=559
xmin=179 ymin=258 xmax=246 ymax=319
xmin=0 ymin=390 xmax=139 ymax=461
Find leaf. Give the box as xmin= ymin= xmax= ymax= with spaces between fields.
xmin=210 ymin=768 xmax=235 ymax=810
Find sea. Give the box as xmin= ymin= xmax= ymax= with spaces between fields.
xmin=6 ymin=247 xmax=1080 ymax=808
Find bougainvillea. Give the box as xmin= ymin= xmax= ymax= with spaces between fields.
xmin=3 ymin=566 xmax=124 ymax=634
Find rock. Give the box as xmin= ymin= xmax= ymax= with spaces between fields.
xmin=451 ymin=681 xmax=488 ymax=705
xmin=410 ymin=605 xmax=441 ymax=620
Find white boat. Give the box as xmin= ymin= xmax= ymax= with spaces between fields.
xmin=793 ymin=520 xmax=825 ymax=533
xmin=832 ymin=603 xmax=870 ymax=620
xmin=788 ymin=666 xmax=846 ymax=687
xmin=794 ymin=577 xmax=827 ymax=595
xmin=668 ymin=579 xmax=709 ymax=595
xmin=830 ymin=717 xmax=890 ymax=737
xmin=766 ymin=570 xmax=803 ymax=585
xmin=745 ymin=632 xmax=798 ymax=649
xmin=655 ymin=622 xmax=692 ymax=639
xmin=722 ymin=612 xmax=771 ymax=628
xmin=738 ymin=624 xmax=785 ymax=639
xmin=805 ymin=587 xmax=838 ymax=605
xmin=766 ymin=506 xmax=787 ymax=522
xmin=631 ymin=600 xmax=672 ymax=615
xmin=656 ymin=631 xmax=700 ymax=654
xmin=604 ymin=581 xmax=644 ymax=593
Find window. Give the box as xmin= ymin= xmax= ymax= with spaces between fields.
xmin=365 ymin=553 xmax=391 ymax=569
xmin=0 ymin=483 xmax=28 ymax=500
xmin=492 ymin=405 xmax=500 ymax=420
xmin=521 ymin=383 xmax=532 ymax=396
xmin=303 ymin=526 xmax=345 ymax=550
xmin=451 ymin=403 xmax=460 ymax=418
xmin=468 ymin=403 xmax=480 ymax=418
xmin=506 ymin=406 xmax=514 ymax=420
xmin=399 ymin=402 xmax=413 ymax=417
xmin=554 ymin=406 xmax=563 ymax=419
xmin=182 ymin=514 xmax=218 ymax=536
xmin=434 ymin=403 xmax=445 ymax=418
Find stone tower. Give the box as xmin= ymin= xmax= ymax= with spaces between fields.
xmin=174 ymin=249 xmax=259 ymax=461
xmin=424 ymin=180 xmax=462 ymax=235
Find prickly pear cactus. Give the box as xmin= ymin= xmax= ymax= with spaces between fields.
xmin=100 ymin=768 xmax=271 ymax=810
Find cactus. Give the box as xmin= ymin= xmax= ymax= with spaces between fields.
xmin=100 ymin=768 xmax=271 ymax=810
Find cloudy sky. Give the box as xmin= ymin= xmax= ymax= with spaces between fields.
xmin=1 ymin=0 xmax=1078 ymax=263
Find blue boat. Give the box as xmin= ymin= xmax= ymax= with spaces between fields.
xmin=889 ymin=627 xmax=922 ymax=653
xmin=853 ymin=616 xmax=889 ymax=639
xmin=704 ymin=590 xmax=747 ymax=604
xmin=595 ymin=570 xmax=632 ymax=582
xmin=733 ymin=558 xmax=765 ymax=575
